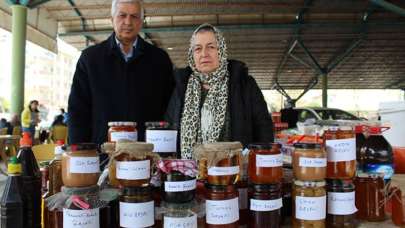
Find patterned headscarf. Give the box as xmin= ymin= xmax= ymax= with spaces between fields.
xmin=180 ymin=23 xmax=229 ymax=159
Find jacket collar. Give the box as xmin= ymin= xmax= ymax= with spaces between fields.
xmin=108 ymin=32 xmax=146 ymax=61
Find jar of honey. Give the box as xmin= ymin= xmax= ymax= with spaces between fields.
xmin=120 ymin=187 xmax=155 ymax=228
xmin=293 ymin=143 xmax=326 ymax=181
xmin=108 ymin=121 xmax=137 ymax=142
xmin=61 ymin=144 xmax=100 ymax=187
xmin=145 ymin=121 xmax=178 ymax=158
xmin=162 ymin=200 xmax=198 ymax=228
xmin=205 ymin=184 xmax=239 ymax=227
xmin=323 ymin=126 xmax=356 ymax=179
xmin=326 ymin=179 xmax=356 ymax=228
xmin=248 ymin=143 xmax=283 ymax=184
xmin=249 ymin=184 xmax=282 ymax=228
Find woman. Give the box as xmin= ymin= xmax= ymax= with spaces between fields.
xmin=166 ymin=24 xmax=274 ymax=159
xmin=21 ymin=100 xmax=40 ymax=139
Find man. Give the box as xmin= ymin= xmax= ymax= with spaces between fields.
xmin=68 ymin=0 xmax=174 ymax=145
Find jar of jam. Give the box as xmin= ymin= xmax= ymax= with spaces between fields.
xmin=145 ymin=121 xmax=178 ymax=158
xmin=281 ymin=166 xmax=293 ymax=220
xmin=205 ymin=184 xmax=239 ymax=227
xmin=61 ymin=143 xmax=100 ymax=187
xmin=101 ymin=142 xmax=120 ymax=188
xmin=108 ymin=121 xmax=137 ymax=142
xmin=326 ymin=179 xmax=357 ymax=228
xmin=292 ymin=180 xmax=326 ymax=228
xmin=162 ymin=200 xmax=198 ymax=228
xmin=248 ymin=143 xmax=283 ymax=184
xmin=293 ymin=143 xmax=326 ymax=181
xmin=120 ymin=187 xmax=155 ymax=228
xmin=323 ymin=126 xmax=356 ymax=179
xmin=114 ymin=142 xmax=155 ymax=187
xmin=249 ymin=184 xmax=282 ymax=228
xmin=237 ymin=180 xmax=248 ymax=227
xmin=195 ymin=142 xmax=242 ymax=185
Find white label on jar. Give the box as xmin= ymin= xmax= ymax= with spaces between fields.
xmin=250 ymin=198 xmax=283 ymax=211
xmin=326 ymin=138 xmax=356 ymax=162
xmin=116 ymin=160 xmax=150 ymax=180
xmin=256 ymin=154 xmax=283 ymax=167
xmin=69 ymin=157 xmax=100 ymax=174
xmin=238 ymin=188 xmax=248 ymax=210
xmin=63 ymin=208 xmax=99 ymax=228
xmin=146 ymin=130 xmax=177 ymax=153
xmin=328 ymin=192 xmax=357 ymax=215
xmin=164 ymin=179 xmax=196 ymax=192
xmin=208 ymin=166 xmax=239 ymax=176
xmin=299 ymin=157 xmax=327 ymax=167
xmin=295 ymin=196 xmax=326 ymax=220
xmin=110 ymin=131 xmax=138 ymax=142
xmin=164 ymin=214 xmax=197 ymax=228
xmin=206 ymin=197 xmax=239 ymax=225
xmin=120 ymin=201 xmax=154 ymax=228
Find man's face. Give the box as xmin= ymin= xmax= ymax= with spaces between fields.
xmin=112 ymin=2 xmax=143 ymax=42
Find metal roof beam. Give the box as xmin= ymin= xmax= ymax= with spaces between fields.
xmin=66 ymin=0 xmax=97 ymax=46
xmin=27 ymin=0 xmax=53 ymax=9
xmin=370 ymin=0 xmax=405 ymax=17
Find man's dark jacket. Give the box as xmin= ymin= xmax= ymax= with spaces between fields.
xmin=68 ymin=33 xmax=174 ymax=145
xmin=166 ymin=60 xmax=274 ymax=151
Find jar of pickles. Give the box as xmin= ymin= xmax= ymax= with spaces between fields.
xmin=145 ymin=121 xmax=178 ymax=158
xmin=195 ymin=142 xmax=242 ymax=185
xmin=293 ymin=180 xmax=326 ymax=228
xmin=323 ymin=126 xmax=356 ymax=179
xmin=248 ymin=143 xmax=283 ymax=184
xmin=249 ymin=184 xmax=282 ymax=228
xmin=120 ymin=187 xmax=155 ymax=228
xmin=108 ymin=121 xmax=137 ymax=142
xmin=293 ymin=143 xmax=326 ymax=181
xmin=61 ymin=144 xmax=100 ymax=187
xmin=326 ymin=179 xmax=356 ymax=228
xmin=162 ymin=201 xmax=198 ymax=228
xmin=205 ymin=184 xmax=239 ymax=227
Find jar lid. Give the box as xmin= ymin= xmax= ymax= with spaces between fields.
xmin=200 ymin=142 xmax=243 ymax=151
xmin=122 ymin=186 xmax=152 ymax=196
xmin=205 ymin=184 xmax=236 ymax=192
xmin=326 ymin=179 xmax=354 ymax=189
xmin=66 ymin=143 xmax=98 ymax=152
xmin=108 ymin=121 xmax=137 ymax=127
xmin=326 ymin=125 xmax=353 ymax=131
xmin=293 ymin=143 xmax=322 ymax=149
xmin=248 ymin=143 xmax=281 ymax=150
xmin=294 ymin=180 xmax=326 ymax=187
xmin=116 ymin=141 xmax=154 ymax=152
xmin=145 ymin=121 xmax=170 ymax=129
xmin=251 ymin=183 xmax=281 ymax=192
xmin=162 ymin=200 xmax=197 ymax=210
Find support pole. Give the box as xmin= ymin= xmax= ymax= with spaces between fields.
xmin=322 ymin=73 xmax=328 ymax=107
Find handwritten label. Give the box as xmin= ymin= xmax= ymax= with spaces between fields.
xmin=299 ymin=157 xmax=327 ymax=167
xmin=69 ymin=157 xmax=100 ymax=174
xmin=256 ymin=154 xmax=283 ymax=167
xmin=164 ymin=214 xmax=197 ymax=228
xmin=326 ymin=138 xmax=356 ymax=162
xmin=295 ymin=196 xmax=326 ymax=220
xmin=328 ymin=192 xmax=357 ymax=215
xmin=110 ymin=131 xmax=137 ymax=142
xmin=206 ymin=197 xmax=239 ymax=225
xmin=250 ymin=198 xmax=283 ymax=211
xmin=208 ymin=166 xmax=239 ymax=176
xmin=165 ymin=179 xmax=196 ymax=192
xmin=120 ymin=201 xmax=154 ymax=228
xmin=63 ymin=208 xmax=99 ymax=228
xmin=146 ymin=130 xmax=177 ymax=153
xmin=116 ymin=160 xmax=150 ymax=180
xmin=238 ymin=188 xmax=248 ymax=210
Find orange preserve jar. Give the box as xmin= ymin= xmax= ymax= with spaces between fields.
xmin=108 ymin=121 xmax=137 ymax=142
xmin=323 ymin=126 xmax=356 ymax=179
xmin=293 ymin=143 xmax=326 ymax=181
xmin=205 ymin=184 xmax=239 ymax=228
xmin=113 ymin=142 xmax=156 ymax=187
xmin=61 ymin=143 xmax=100 ymax=187
xmin=248 ymin=143 xmax=283 ymax=184
xmin=195 ymin=142 xmax=242 ymax=186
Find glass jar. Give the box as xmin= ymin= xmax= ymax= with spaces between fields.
xmin=281 ymin=167 xmax=293 ymax=219
xmin=162 ymin=201 xmax=198 ymax=228
xmin=40 ymin=161 xmax=49 ymax=194
xmin=237 ymin=180 xmax=249 ymax=227
xmin=323 ymin=126 xmax=356 ymax=179
xmin=248 ymin=143 xmax=283 ymax=184
xmin=108 ymin=121 xmax=137 ymax=142
xmin=292 ymin=180 xmax=326 ymax=228
xmin=205 ymin=184 xmax=239 ymax=227
xmin=249 ymin=184 xmax=282 ymax=228
xmin=61 ymin=144 xmax=100 ymax=187
xmin=326 ymin=179 xmax=356 ymax=228
xmin=195 ymin=142 xmax=242 ymax=185
xmin=293 ymin=143 xmax=326 ymax=181
xmin=102 ymin=142 xmax=120 ymax=188
xmin=120 ymin=187 xmax=155 ymax=228
xmin=145 ymin=121 xmax=178 ymax=158
xmin=162 ymin=170 xmax=196 ymax=203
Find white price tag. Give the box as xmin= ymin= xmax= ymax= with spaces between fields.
xmin=295 ymin=196 xmax=326 ymax=220
xmin=116 ymin=160 xmax=150 ymax=180
xmin=256 ymin=154 xmax=283 ymax=167
xmin=69 ymin=157 xmax=100 ymax=174
xmin=110 ymin=131 xmax=137 ymax=142
xmin=146 ymin=130 xmax=177 ymax=153
xmin=63 ymin=208 xmax=99 ymax=228
xmin=206 ymin=198 xmax=239 ymax=225
xmin=208 ymin=166 xmax=239 ymax=176
xmin=238 ymin=188 xmax=248 ymax=210
xmin=120 ymin=201 xmax=154 ymax=228
xmin=164 ymin=214 xmax=197 ymax=228
xmin=165 ymin=179 xmax=196 ymax=192
xmin=250 ymin=198 xmax=283 ymax=211
xmin=326 ymin=138 xmax=356 ymax=162
xmin=328 ymin=192 xmax=357 ymax=215
xmin=299 ymin=157 xmax=327 ymax=167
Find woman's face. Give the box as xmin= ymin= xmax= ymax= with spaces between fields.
xmin=30 ymin=102 xmax=38 ymax=110
xmin=192 ymin=31 xmax=220 ymax=74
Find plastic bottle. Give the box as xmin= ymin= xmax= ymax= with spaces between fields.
xmin=16 ymin=132 xmax=42 ymax=228
xmin=0 ymin=157 xmax=23 ymax=228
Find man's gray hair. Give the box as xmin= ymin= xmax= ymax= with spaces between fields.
xmin=111 ymin=0 xmax=144 ymax=19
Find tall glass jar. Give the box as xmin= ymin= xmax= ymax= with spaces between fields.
xmin=205 ymin=184 xmax=239 ymax=228
xmin=145 ymin=121 xmax=178 ymax=158
xmin=292 ymin=180 xmax=326 ymax=228
xmin=120 ymin=187 xmax=155 ymax=228
xmin=249 ymin=184 xmax=282 ymax=228
xmin=248 ymin=143 xmax=283 ymax=184
xmin=323 ymin=126 xmax=356 ymax=179
xmin=162 ymin=201 xmax=198 ymax=228
xmin=327 ymin=179 xmax=357 ymax=228
xmin=108 ymin=121 xmax=137 ymax=142
xmin=293 ymin=143 xmax=326 ymax=181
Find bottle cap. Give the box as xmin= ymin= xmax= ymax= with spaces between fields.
xmin=19 ymin=132 xmax=32 ymax=147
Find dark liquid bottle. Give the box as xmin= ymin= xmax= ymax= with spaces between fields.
xmin=16 ymin=132 xmax=42 ymax=228
xmin=0 ymin=157 xmax=23 ymax=228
